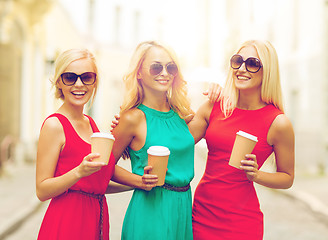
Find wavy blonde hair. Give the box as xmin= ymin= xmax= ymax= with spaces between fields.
xmin=52 ymin=48 xmax=99 ymax=105
xmin=120 ymin=41 xmax=193 ymax=119
xmin=221 ymin=40 xmax=284 ymax=117
xmin=120 ymin=41 xmax=193 ymax=159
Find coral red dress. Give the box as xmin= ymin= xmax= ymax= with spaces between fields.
xmin=192 ymin=102 xmax=282 ymax=240
xmin=37 ymin=113 xmax=115 ymax=240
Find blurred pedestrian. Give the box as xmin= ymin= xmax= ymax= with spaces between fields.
xmin=36 ymin=49 xmax=115 ymax=240
xmin=190 ymin=40 xmax=295 ymax=240
xmin=110 ymin=41 xmax=221 ymax=240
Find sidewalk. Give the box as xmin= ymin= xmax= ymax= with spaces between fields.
xmin=0 ymin=162 xmax=42 ymax=239
xmin=0 ymin=160 xmax=327 ymax=239
xmin=257 ymin=156 xmax=328 ymax=223
xmin=276 ymin=174 xmax=328 ymax=222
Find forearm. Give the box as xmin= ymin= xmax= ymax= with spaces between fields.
xmin=254 ymin=170 xmax=294 ymax=189
xmin=188 ymin=100 xmax=212 ymax=144
xmin=106 ymin=181 xmax=134 ymax=194
xmin=36 ymin=167 xmax=81 ymax=201
xmin=111 ymin=165 xmax=143 ymax=189
xmin=188 ymin=118 xmax=207 ymax=144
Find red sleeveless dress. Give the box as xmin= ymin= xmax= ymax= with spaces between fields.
xmin=37 ymin=113 xmax=115 ymax=240
xmin=192 ymin=102 xmax=282 ymax=240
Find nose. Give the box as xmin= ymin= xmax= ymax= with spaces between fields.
xmin=74 ymin=77 xmax=84 ymax=86
xmin=239 ymin=62 xmax=247 ymax=72
xmin=160 ymin=66 xmax=169 ymax=76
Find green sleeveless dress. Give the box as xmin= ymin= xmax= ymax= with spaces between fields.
xmin=121 ymin=104 xmax=194 ymax=240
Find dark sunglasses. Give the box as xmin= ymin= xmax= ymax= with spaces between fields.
xmin=148 ymin=62 xmax=178 ymax=76
xmin=230 ymin=54 xmax=262 ymax=73
xmin=60 ymin=72 xmax=96 ymax=86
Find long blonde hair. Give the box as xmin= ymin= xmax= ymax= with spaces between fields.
xmin=221 ymin=40 xmax=284 ymax=117
xmin=120 ymin=41 xmax=193 ymax=119
xmin=120 ymin=41 xmax=193 ymax=159
xmin=52 ymin=48 xmax=99 ymax=105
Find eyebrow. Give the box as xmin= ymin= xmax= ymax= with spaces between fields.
xmin=151 ymin=61 xmax=174 ymax=64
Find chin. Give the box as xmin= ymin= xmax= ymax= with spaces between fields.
xmin=234 ymin=82 xmax=249 ymax=89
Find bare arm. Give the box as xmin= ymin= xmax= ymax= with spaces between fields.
xmin=240 ymin=114 xmax=295 ymax=189
xmin=109 ymin=110 xmax=158 ymax=191
xmin=106 ymin=179 xmax=134 ymax=194
xmin=188 ymin=100 xmax=214 ymax=144
xmin=110 ymin=165 xmax=156 ymax=191
xmin=111 ymin=110 xmax=140 ymax=162
xmin=36 ymin=118 xmax=105 ymax=201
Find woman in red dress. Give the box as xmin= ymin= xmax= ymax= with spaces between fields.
xmin=190 ymin=40 xmax=295 ymax=239
xmin=36 ymin=49 xmax=115 ymax=240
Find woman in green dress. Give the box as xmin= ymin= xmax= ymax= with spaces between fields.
xmin=111 ymin=41 xmax=202 ymax=239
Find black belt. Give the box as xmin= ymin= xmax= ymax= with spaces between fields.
xmin=67 ymin=189 xmax=105 ymax=240
xmin=161 ymin=183 xmax=190 ymax=192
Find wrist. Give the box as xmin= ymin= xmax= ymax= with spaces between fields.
xmin=73 ymin=166 xmax=82 ymax=180
xmin=136 ymin=175 xmax=145 ymax=189
xmin=252 ymin=170 xmax=261 ymax=183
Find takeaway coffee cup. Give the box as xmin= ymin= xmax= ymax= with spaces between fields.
xmin=91 ymin=132 xmax=115 ymax=165
xmin=147 ymin=146 xmax=170 ymax=186
xmin=229 ymin=130 xmax=258 ymax=169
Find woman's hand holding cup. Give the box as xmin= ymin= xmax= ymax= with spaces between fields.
xmin=240 ymin=154 xmax=259 ymax=182
xmin=74 ymin=153 xmax=106 ymax=179
xmin=141 ymin=166 xmax=158 ymax=191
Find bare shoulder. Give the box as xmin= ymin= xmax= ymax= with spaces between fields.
xmin=268 ymin=114 xmax=295 ymax=145
xmin=271 ymin=114 xmax=294 ymax=132
xmin=41 ymin=116 xmax=63 ymax=134
xmin=120 ymin=108 xmax=145 ymax=128
xmin=38 ymin=116 xmax=65 ymax=148
xmin=112 ymin=107 xmax=146 ymax=157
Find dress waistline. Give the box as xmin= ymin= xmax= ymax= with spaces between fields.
xmin=67 ymin=189 xmax=105 ymax=240
xmin=161 ymin=183 xmax=190 ymax=192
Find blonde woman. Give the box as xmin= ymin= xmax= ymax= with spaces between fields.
xmin=191 ymin=40 xmax=295 ymax=239
xmin=110 ymin=41 xmax=221 ymax=240
xmin=36 ymin=49 xmax=114 ymax=240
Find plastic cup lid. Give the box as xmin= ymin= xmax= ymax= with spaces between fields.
xmin=147 ymin=146 xmax=170 ymax=156
xmin=91 ymin=132 xmax=115 ymax=140
xmin=236 ymin=130 xmax=258 ymax=142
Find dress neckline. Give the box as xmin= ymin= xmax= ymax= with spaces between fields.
xmin=53 ymin=113 xmax=94 ymax=145
xmin=138 ymin=104 xmax=175 ymax=119
xmin=235 ymin=104 xmax=271 ymax=112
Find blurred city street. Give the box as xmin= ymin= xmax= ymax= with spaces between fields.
xmin=1 ymin=0 xmax=328 ymax=240
xmin=1 ymin=144 xmax=328 ymax=240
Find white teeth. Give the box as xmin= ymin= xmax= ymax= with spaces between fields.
xmin=157 ymin=80 xmax=169 ymax=84
xmin=72 ymin=91 xmax=86 ymax=96
xmin=237 ymin=76 xmax=249 ymax=80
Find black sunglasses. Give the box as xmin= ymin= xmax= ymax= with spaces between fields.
xmin=60 ymin=72 xmax=96 ymax=86
xmin=148 ymin=62 xmax=178 ymax=76
xmin=230 ymin=54 xmax=262 ymax=73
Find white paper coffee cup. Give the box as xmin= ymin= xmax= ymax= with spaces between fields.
xmin=229 ymin=130 xmax=258 ymax=169
xmin=147 ymin=146 xmax=170 ymax=186
xmin=91 ymin=132 xmax=115 ymax=165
